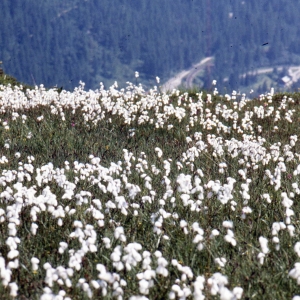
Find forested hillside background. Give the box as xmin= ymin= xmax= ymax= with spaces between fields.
xmin=1 ymin=0 xmax=300 ymax=92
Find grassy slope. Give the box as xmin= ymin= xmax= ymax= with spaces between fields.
xmin=1 ymin=73 xmax=300 ymax=299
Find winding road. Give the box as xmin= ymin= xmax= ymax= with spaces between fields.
xmin=161 ymin=57 xmax=300 ymax=92
xmin=161 ymin=57 xmax=214 ymax=92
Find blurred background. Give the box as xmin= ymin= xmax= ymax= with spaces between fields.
xmin=1 ymin=0 xmax=300 ymax=95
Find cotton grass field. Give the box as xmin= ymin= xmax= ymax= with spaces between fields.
xmin=1 ymin=78 xmax=300 ymax=299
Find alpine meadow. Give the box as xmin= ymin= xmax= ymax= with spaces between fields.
xmin=0 ymin=73 xmax=300 ymax=299
xmin=2 ymin=0 xmax=300 ymax=299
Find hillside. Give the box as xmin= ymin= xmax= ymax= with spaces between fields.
xmin=1 ymin=74 xmax=300 ymax=298
xmin=1 ymin=0 xmax=300 ymax=92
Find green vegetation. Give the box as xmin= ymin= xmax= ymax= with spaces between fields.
xmin=0 ymin=71 xmax=33 ymax=91
xmin=0 ymin=76 xmax=300 ymax=299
